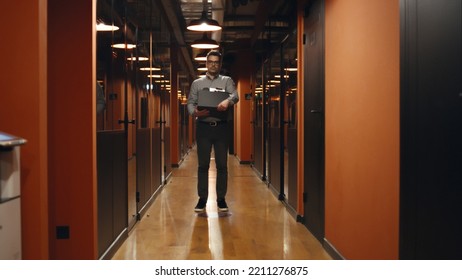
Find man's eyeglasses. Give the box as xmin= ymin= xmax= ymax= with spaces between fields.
xmin=207 ymin=60 xmax=220 ymax=65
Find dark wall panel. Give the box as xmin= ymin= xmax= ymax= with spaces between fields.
xmin=400 ymin=0 xmax=462 ymax=259
xmin=111 ymin=131 xmax=127 ymax=237
xmin=152 ymin=128 xmax=162 ymax=191
xmin=303 ymin=0 xmax=325 ymax=242
xmin=288 ymin=128 xmax=298 ymax=209
xmin=136 ymin=128 xmax=151 ymax=210
xmin=253 ymin=126 xmax=264 ymax=179
xmin=164 ymin=126 xmax=171 ymax=180
xmin=269 ymin=127 xmax=281 ymax=194
xmin=97 ymin=131 xmax=127 ymax=256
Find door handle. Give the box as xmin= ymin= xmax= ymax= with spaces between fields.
xmin=310 ymin=109 xmax=322 ymax=113
xmin=118 ymin=119 xmax=136 ymax=124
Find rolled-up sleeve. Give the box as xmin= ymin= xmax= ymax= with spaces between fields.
xmin=187 ymin=80 xmax=199 ymax=116
xmin=225 ymin=77 xmax=239 ymax=105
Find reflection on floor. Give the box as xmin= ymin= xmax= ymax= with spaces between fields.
xmin=112 ymin=147 xmax=331 ymax=260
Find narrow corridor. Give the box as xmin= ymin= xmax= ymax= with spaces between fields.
xmin=112 ymin=147 xmax=331 ymax=260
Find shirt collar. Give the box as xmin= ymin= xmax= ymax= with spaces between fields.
xmin=206 ymin=72 xmax=219 ymax=80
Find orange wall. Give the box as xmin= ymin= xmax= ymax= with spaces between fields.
xmin=233 ymin=49 xmax=255 ymax=162
xmin=324 ymin=0 xmax=400 ymax=259
xmin=296 ymin=0 xmax=305 ymax=214
xmin=0 ymin=1 xmax=49 ymax=259
xmin=48 ymin=0 xmax=97 ymax=259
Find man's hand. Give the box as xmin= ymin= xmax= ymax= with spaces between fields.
xmin=217 ymin=99 xmax=230 ymax=111
xmin=195 ymin=107 xmax=210 ymax=117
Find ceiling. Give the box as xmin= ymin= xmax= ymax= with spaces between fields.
xmin=97 ymin=0 xmax=297 ymax=79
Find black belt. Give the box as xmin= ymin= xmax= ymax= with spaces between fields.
xmin=198 ymin=120 xmax=227 ymax=126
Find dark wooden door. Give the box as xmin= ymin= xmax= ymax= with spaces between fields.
xmin=283 ymin=31 xmax=299 ymax=211
xmin=253 ymin=66 xmax=267 ymax=180
xmin=161 ymin=83 xmax=172 ymax=183
xmin=400 ymin=0 xmax=462 ymax=259
xmin=268 ymin=52 xmax=282 ymax=196
xmin=303 ymin=0 xmax=325 ymax=242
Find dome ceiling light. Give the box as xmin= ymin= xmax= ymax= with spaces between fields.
xmin=187 ymin=11 xmax=222 ymax=32
xmin=187 ymin=0 xmax=222 ymax=32
xmin=191 ymin=33 xmax=219 ymax=49
xmin=194 ymin=52 xmax=208 ymax=61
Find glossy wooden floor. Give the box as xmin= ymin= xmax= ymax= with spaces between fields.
xmin=112 ymin=147 xmax=332 ymax=260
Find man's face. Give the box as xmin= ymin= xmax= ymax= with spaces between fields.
xmin=206 ymin=55 xmax=221 ymax=76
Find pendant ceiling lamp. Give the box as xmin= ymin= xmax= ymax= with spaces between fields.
xmin=111 ymin=43 xmax=136 ymax=49
xmin=127 ymin=56 xmax=149 ymax=61
xmin=96 ymin=23 xmax=120 ymax=32
xmin=191 ymin=33 xmax=219 ymax=49
xmin=96 ymin=20 xmax=119 ymax=32
xmin=187 ymin=11 xmax=222 ymax=32
xmin=197 ymin=65 xmax=207 ymax=71
xmin=194 ymin=52 xmax=208 ymax=61
xmin=187 ymin=0 xmax=222 ymax=32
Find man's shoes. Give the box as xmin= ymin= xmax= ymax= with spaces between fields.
xmin=194 ymin=198 xmax=207 ymax=212
xmin=217 ymin=199 xmax=228 ymax=212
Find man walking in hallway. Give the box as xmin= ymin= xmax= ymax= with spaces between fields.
xmin=187 ymin=50 xmax=239 ymax=212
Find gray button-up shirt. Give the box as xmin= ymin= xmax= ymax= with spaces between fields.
xmin=187 ymin=74 xmax=239 ymax=121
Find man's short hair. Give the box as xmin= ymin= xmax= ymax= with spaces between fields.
xmin=207 ymin=50 xmax=222 ymax=59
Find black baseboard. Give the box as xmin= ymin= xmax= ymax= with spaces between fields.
xmin=172 ymin=154 xmax=187 ymax=168
xmin=99 ymin=229 xmax=128 ymax=260
xmin=138 ymin=184 xmax=164 ymax=220
xmin=250 ymin=165 xmax=266 ymax=181
xmin=281 ymin=200 xmax=298 ymax=220
xmin=323 ymin=238 xmax=345 ymax=260
xmin=295 ymin=215 xmax=342 ymax=260
xmin=268 ymin=183 xmax=279 ymax=198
